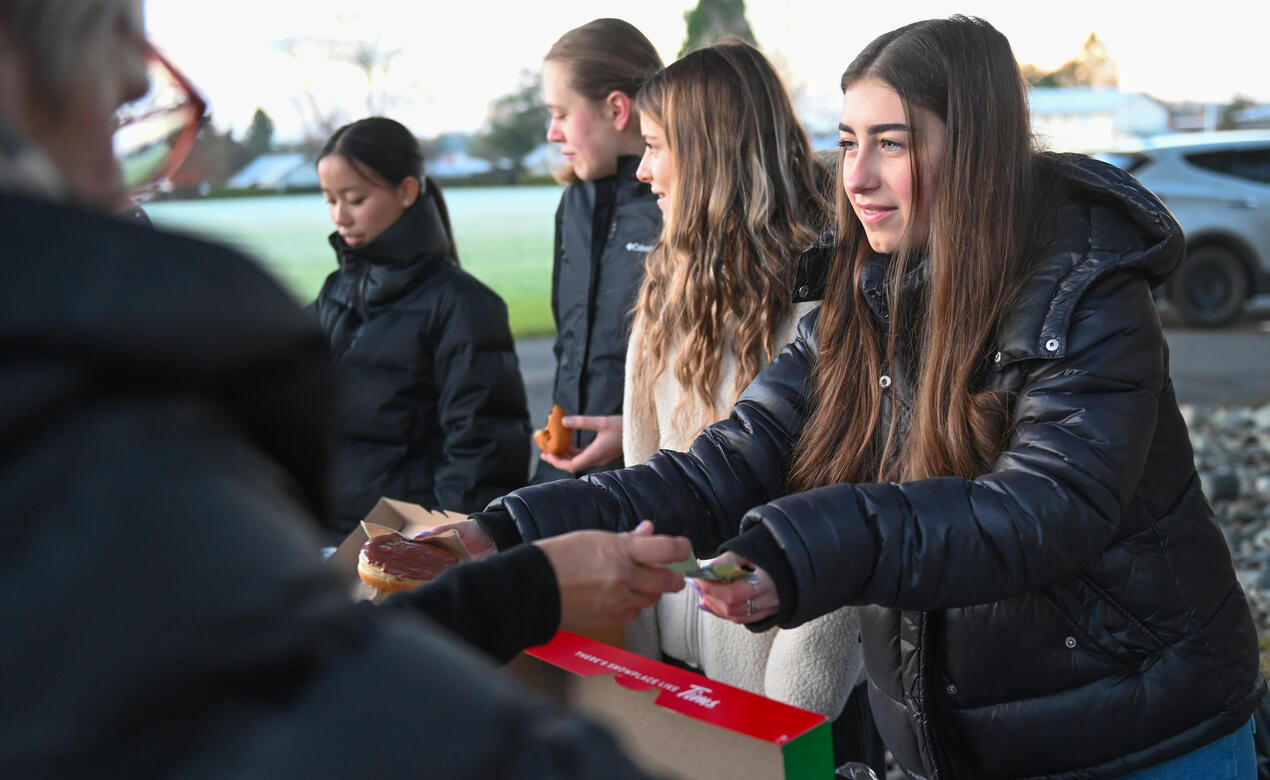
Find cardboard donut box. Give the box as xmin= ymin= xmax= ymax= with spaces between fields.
xmin=329 ymin=498 xmax=834 ymax=779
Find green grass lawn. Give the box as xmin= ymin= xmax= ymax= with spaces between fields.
xmin=144 ymin=185 xmax=562 ymax=338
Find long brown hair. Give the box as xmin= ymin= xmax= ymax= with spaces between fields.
xmin=544 ymin=18 xmax=663 ymax=185
xmin=631 ymin=41 xmax=828 ymax=436
xmin=788 ymin=16 xmax=1059 ymax=490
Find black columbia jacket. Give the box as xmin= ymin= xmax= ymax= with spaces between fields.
xmin=535 ymin=155 xmax=661 ymax=481
xmin=0 ymin=191 xmax=652 ymax=779
xmin=313 ymin=193 xmax=530 ymax=534
xmin=479 ymin=154 xmax=1264 ymax=778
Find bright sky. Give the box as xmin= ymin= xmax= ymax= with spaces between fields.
xmin=145 ymin=0 xmax=1269 ymax=143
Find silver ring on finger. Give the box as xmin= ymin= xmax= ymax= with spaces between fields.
xmin=746 ymin=571 xmax=760 ymax=596
xmin=746 ymin=598 xmax=759 ymax=617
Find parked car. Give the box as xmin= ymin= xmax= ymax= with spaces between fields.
xmin=1095 ymin=130 xmax=1270 ymax=326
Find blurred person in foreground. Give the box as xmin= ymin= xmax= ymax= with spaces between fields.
xmin=0 ymin=1 xmax=687 ymax=777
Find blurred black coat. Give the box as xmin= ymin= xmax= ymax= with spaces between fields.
xmin=478 ymin=154 xmax=1265 ymax=778
xmin=313 ymin=192 xmax=530 ymax=535
xmin=0 ymin=191 xmax=650 ymax=778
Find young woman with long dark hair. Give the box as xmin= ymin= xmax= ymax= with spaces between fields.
xmin=452 ymin=16 xmax=1262 ymax=778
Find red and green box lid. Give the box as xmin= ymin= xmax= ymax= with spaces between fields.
xmin=527 ymin=630 xmax=832 ymax=776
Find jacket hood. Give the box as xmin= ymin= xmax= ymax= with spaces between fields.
xmin=1050 ymin=151 xmax=1184 ymax=287
xmin=0 ymin=191 xmax=332 ymax=512
xmin=994 ymin=152 xmax=1184 ymax=365
xmin=327 ymin=192 xmax=454 ymax=312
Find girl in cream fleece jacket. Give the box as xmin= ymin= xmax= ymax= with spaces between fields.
xmin=619 ymin=41 xmax=865 ymax=723
xmin=622 ymin=311 xmax=865 ymax=719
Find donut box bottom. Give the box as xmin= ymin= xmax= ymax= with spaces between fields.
xmin=507 ymin=631 xmax=832 ymax=779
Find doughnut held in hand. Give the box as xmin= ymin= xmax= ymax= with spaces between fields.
xmin=533 ymin=404 xmax=572 ymax=456
xmin=358 ymin=533 xmax=460 ymax=595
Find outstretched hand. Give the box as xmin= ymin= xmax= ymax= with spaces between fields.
xmin=539 ymin=414 xmax=623 ymax=474
xmin=693 ymin=551 xmax=779 ymax=624
xmin=535 ymin=520 xmax=690 ymax=631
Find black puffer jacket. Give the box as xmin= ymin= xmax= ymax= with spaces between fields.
xmin=313 ymin=192 xmax=529 ymax=534
xmin=535 ymin=155 xmax=661 ymax=481
xmin=479 ymin=155 xmax=1264 ymax=778
xmin=0 ymin=191 xmax=654 ymax=779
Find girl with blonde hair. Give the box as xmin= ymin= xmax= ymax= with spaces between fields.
xmin=624 ymin=41 xmax=880 ymax=771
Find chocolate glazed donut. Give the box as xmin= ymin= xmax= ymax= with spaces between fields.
xmin=357 ymin=534 xmax=460 ymax=594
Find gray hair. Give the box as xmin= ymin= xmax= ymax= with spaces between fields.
xmin=0 ymin=0 xmax=143 ymax=113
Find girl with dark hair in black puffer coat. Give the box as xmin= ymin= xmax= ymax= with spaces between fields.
xmin=312 ymin=117 xmax=530 ymax=538
xmin=448 ymin=17 xmax=1266 ymax=780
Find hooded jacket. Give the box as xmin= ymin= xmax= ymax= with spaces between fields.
xmin=0 ymin=189 xmax=652 ymax=779
xmin=313 ymin=192 xmax=530 ymax=534
xmin=536 ymin=155 xmax=661 ymax=480
xmin=477 ymin=154 xmax=1264 ymax=778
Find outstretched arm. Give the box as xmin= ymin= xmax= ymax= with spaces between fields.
xmin=414 ymin=520 xmax=690 ymax=658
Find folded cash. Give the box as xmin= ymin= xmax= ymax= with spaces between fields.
xmin=661 ymin=555 xmax=750 ymax=583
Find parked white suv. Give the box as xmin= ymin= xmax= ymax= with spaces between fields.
xmin=1096 ymin=130 xmax=1270 ymax=326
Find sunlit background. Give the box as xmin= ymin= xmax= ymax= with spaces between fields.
xmin=145 ymin=0 xmax=1269 ymax=143
xmin=132 ymin=0 xmax=1270 ymax=694
xmin=136 ymin=0 xmax=1270 ymax=342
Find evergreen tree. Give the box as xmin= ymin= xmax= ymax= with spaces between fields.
xmin=469 ymin=71 xmax=546 ymax=180
xmin=243 ymin=108 xmax=275 ymax=155
xmin=1022 ymin=33 xmax=1118 ymax=89
xmin=679 ymin=0 xmax=755 ymax=57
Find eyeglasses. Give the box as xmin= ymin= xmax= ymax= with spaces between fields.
xmin=113 ymin=42 xmax=209 ymax=197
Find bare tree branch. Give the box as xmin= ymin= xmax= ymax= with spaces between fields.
xmin=274 ymin=33 xmax=405 ymax=141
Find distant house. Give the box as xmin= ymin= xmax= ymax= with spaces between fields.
xmin=226 ymin=153 xmax=319 ymax=191
xmin=1232 ymin=104 xmax=1270 ymax=130
xmin=427 ymin=153 xmax=493 ymax=180
xmin=521 ymin=143 xmax=567 ymax=178
xmin=1166 ymin=102 xmax=1220 ymax=133
xmin=1029 ymin=88 xmax=1170 ymax=153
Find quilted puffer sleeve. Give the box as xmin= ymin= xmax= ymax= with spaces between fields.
xmin=739 ymin=271 xmax=1166 ymax=626
xmin=429 ymin=275 xmax=531 ymax=513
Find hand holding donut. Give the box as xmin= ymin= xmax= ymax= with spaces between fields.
xmin=425 ymin=518 xmax=496 ymax=560
xmin=533 ymin=404 xmax=572 ymax=456
xmin=539 ymin=413 xmax=623 ymax=474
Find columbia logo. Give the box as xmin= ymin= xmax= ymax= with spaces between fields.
xmin=625 ymin=242 xmax=654 ymax=253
